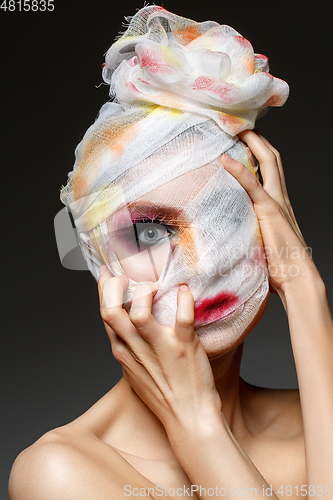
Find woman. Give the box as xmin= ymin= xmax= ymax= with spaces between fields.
xmin=9 ymin=6 xmax=333 ymax=499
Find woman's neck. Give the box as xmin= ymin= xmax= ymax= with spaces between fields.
xmin=209 ymin=343 xmax=250 ymax=437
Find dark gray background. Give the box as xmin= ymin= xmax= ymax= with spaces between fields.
xmin=1 ymin=0 xmax=332 ymax=498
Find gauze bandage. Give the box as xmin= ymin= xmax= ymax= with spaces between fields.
xmin=60 ymin=6 xmax=289 ymax=353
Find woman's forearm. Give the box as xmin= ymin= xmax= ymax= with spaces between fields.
xmin=167 ymin=414 xmax=278 ymax=500
xmin=280 ymin=267 xmax=333 ymax=486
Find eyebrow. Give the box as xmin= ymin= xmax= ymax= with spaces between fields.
xmin=127 ymin=202 xmax=183 ymax=223
xmin=109 ymin=201 xmax=191 ymax=240
xmin=110 ymin=202 xmax=187 ymax=229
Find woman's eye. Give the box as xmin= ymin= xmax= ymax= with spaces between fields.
xmin=135 ymin=223 xmax=173 ymax=246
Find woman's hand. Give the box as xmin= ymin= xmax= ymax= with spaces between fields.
xmin=221 ymin=130 xmax=318 ymax=300
xmin=98 ymin=270 xmax=222 ymax=439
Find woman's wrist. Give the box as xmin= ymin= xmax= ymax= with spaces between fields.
xmin=277 ymin=257 xmax=326 ymax=307
xmin=277 ymin=260 xmax=332 ymax=339
xmin=165 ymin=406 xmax=226 ymax=454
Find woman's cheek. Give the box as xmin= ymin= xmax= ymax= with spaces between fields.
xmin=113 ymin=239 xmax=172 ymax=282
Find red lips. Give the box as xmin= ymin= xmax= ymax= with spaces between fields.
xmin=194 ymin=291 xmax=240 ymax=325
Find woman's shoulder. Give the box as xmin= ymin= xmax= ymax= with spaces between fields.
xmin=8 ymin=381 xmax=155 ymax=500
xmin=7 ymin=428 xmax=104 ymax=499
xmin=239 ymin=382 xmax=306 ymax=489
xmin=8 ymin=424 xmax=158 ymax=500
xmin=241 ymin=381 xmax=303 ymax=440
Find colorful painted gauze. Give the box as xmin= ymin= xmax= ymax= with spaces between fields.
xmin=60 ymin=6 xmax=289 ymax=354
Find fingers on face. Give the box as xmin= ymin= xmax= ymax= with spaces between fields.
xmin=98 ymin=266 xmax=134 ymax=338
xmin=98 ymin=267 xmax=197 ymax=355
xmin=129 ymin=283 xmax=160 ymax=341
xmin=240 ymin=132 xmax=305 ymax=240
xmin=221 ymin=152 xmax=275 ymax=211
xmin=227 ymin=132 xmax=306 ymax=245
xmin=129 ymin=283 xmax=196 ymax=346
xmin=254 ymin=131 xmax=291 ymax=205
xmin=98 ymin=266 xmax=161 ymax=349
xmin=238 ymin=130 xmax=285 ymax=205
xmin=98 ymin=270 xmax=155 ymax=369
xmin=254 ymin=133 xmax=303 ymax=237
xmin=175 ymin=285 xmax=195 ymax=341
xmin=98 ymin=266 xmax=128 ymax=309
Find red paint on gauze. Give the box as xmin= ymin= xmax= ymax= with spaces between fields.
xmin=194 ymin=291 xmax=240 ymax=325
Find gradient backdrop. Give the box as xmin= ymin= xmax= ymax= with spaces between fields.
xmin=2 ymin=0 xmax=332 ymax=498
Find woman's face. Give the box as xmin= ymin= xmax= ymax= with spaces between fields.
xmin=109 ymin=164 xmax=217 ymax=282
xmin=100 ymin=159 xmax=269 ymax=357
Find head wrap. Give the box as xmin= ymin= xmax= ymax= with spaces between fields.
xmin=60 ymin=6 xmax=289 ymax=354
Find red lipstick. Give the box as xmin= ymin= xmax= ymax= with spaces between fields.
xmin=194 ymin=291 xmax=240 ymax=325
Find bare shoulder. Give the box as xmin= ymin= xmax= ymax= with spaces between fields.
xmin=260 ymin=386 xmax=303 ymax=438
xmin=240 ymin=381 xmax=306 ymax=495
xmin=8 ymin=380 xmax=142 ymax=500
xmin=8 ymin=426 xmax=159 ymax=500
xmin=8 ymin=429 xmax=115 ymax=500
xmin=241 ymin=380 xmax=303 ymax=439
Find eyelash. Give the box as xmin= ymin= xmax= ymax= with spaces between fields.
xmin=113 ymin=217 xmax=177 ymax=249
xmin=134 ymin=218 xmax=176 ymax=242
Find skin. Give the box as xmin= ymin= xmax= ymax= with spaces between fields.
xmin=8 ymin=131 xmax=333 ymax=500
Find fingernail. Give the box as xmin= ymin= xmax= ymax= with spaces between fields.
xmin=99 ymin=265 xmax=107 ymax=277
xmin=178 ymin=284 xmax=189 ymax=292
xmin=222 ymin=153 xmax=233 ymax=164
